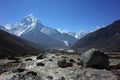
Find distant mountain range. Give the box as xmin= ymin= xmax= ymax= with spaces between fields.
xmin=0 ymin=27 xmax=43 ymax=57
xmin=1 ymin=14 xmax=120 ymax=53
xmin=72 ymin=20 xmax=120 ymax=52
xmin=0 ymin=14 xmax=87 ymax=49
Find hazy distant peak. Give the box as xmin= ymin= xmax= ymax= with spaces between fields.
xmin=75 ymin=31 xmax=88 ymax=39
xmin=57 ymin=29 xmax=69 ymax=33
xmin=57 ymin=29 xmax=88 ymax=39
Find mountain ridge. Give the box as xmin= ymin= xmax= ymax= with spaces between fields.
xmin=3 ymin=14 xmax=87 ymax=39
xmin=0 ymin=14 xmax=87 ymax=49
xmin=72 ymin=20 xmax=120 ymax=52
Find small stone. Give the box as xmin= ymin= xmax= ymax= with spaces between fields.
xmin=25 ymin=58 xmax=32 ymax=61
xmin=37 ymin=54 xmax=45 ymax=60
xmin=27 ymin=71 xmax=37 ymax=76
xmin=49 ymin=59 xmax=53 ymax=61
xmin=47 ymin=76 xmax=53 ymax=80
xmin=69 ymin=59 xmax=76 ymax=63
xmin=58 ymin=77 xmax=65 ymax=80
xmin=57 ymin=59 xmax=73 ymax=68
xmin=37 ymin=62 xmax=45 ymax=66
xmin=12 ymin=68 xmax=26 ymax=73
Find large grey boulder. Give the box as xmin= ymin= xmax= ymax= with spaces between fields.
xmin=80 ymin=48 xmax=109 ymax=69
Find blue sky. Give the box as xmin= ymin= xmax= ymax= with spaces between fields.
xmin=0 ymin=0 xmax=120 ymax=32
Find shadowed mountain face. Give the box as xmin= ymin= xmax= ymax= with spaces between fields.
xmin=72 ymin=20 xmax=120 ymax=52
xmin=0 ymin=28 xmax=43 ymax=57
xmin=21 ymin=27 xmax=67 ymax=49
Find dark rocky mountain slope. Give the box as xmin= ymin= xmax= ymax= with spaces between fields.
xmin=0 ymin=28 xmax=43 ymax=57
xmin=72 ymin=20 xmax=120 ymax=52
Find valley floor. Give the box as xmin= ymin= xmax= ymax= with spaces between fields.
xmin=0 ymin=52 xmax=120 ymax=80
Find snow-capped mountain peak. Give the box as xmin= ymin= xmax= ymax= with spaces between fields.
xmin=26 ymin=13 xmax=34 ymax=17
xmin=4 ymin=14 xmax=40 ymax=36
xmin=24 ymin=13 xmax=38 ymax=23
xmin=2 ymin=14 xmax=88 ymax=39
xmin=0 ymin=13 xmax=89 ymax=48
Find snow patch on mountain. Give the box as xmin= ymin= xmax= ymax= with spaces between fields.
xmin=63 ymin=40 xmax=69 ymax=46
xmin=41 ymin=27 xmax=54 ymax=35
xmin=57 ymin=29 xmax=69 ymax=33
xmin=4 ymin=24 xmax=12 ymax=30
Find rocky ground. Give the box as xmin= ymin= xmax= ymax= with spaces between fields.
xmin=0 ymin=52 xmax=120 ymax=80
